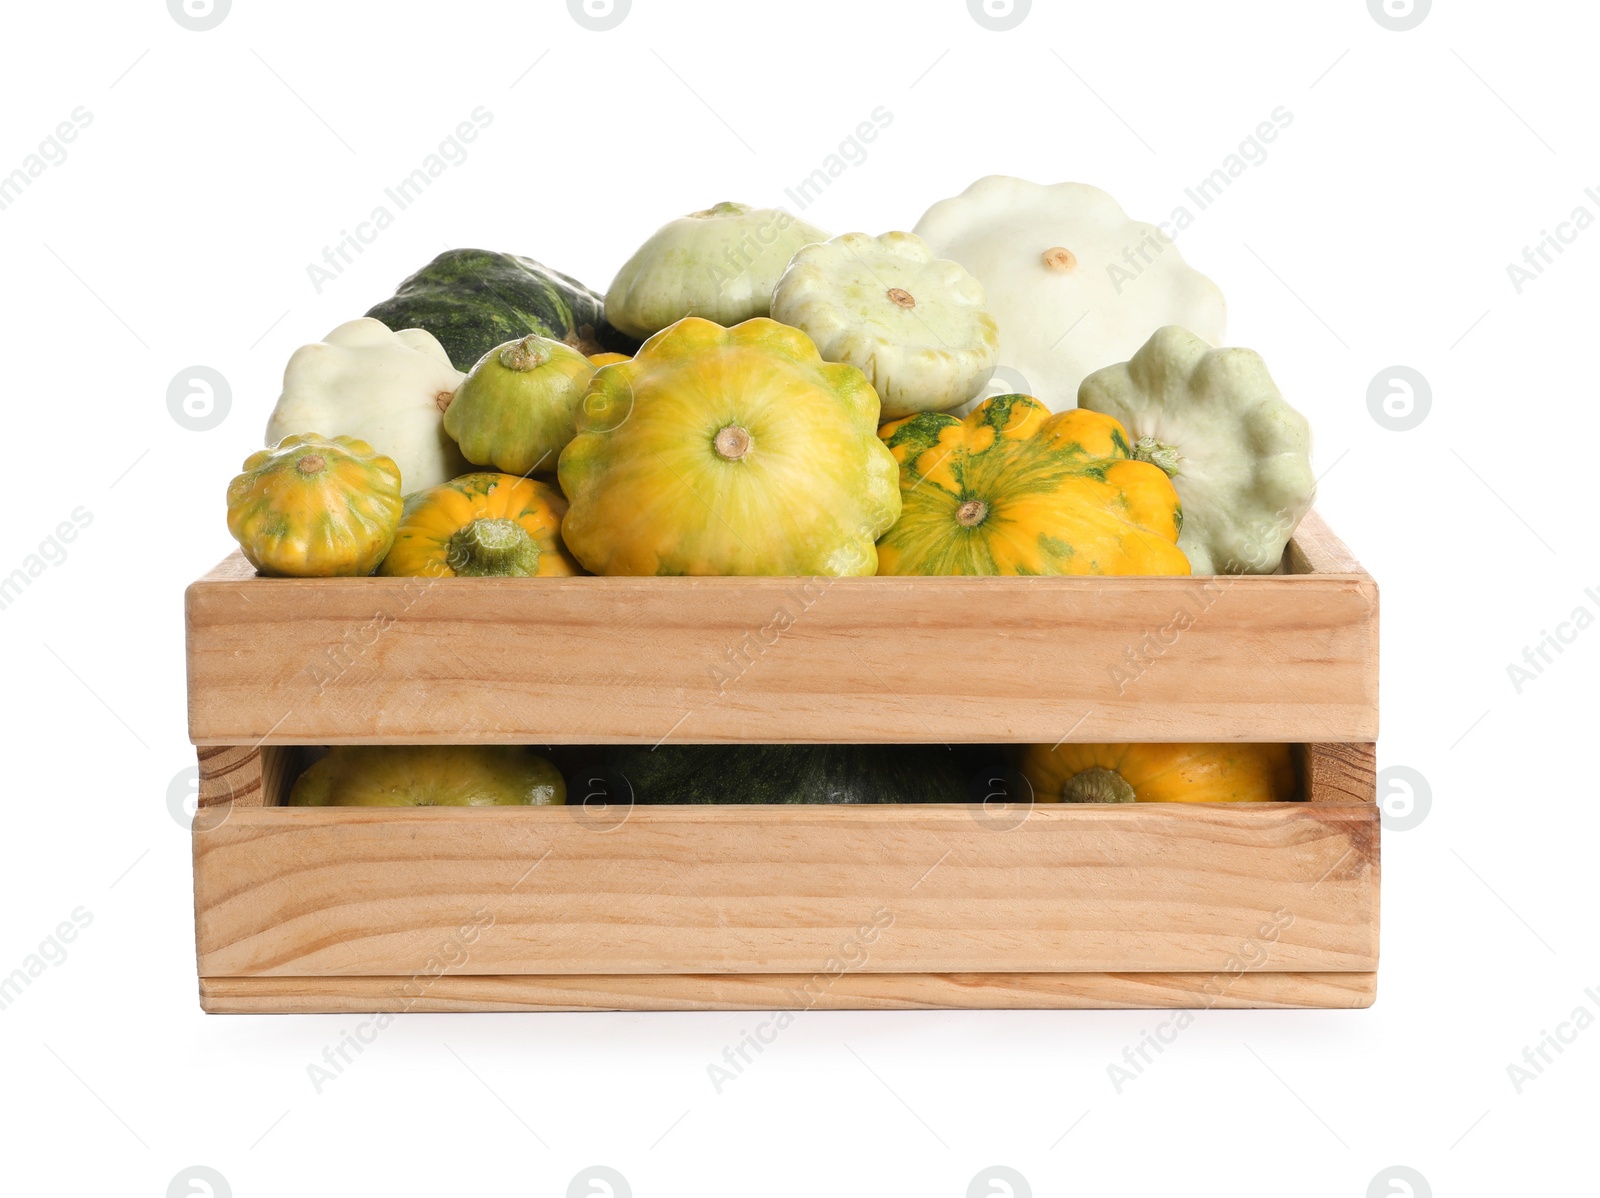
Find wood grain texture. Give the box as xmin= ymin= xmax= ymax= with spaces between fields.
xmin=199 ymin=970 xmax=1377 ymax=1012
xmin=1283 ymin=510 xmax=1364 ymax=575
xmin=1300 ymin=743 xmax=1377 ymax=806
xmin=196 ymin=745 xmax=263 ymax=808
xmin=186 ymin=513 xmax=1377 ymax=746
xmin=193 ymin=802 xmax=1378 ymax=979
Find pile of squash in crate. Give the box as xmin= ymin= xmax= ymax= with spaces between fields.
xmin=225 ymin=176 xmax=1317 ymax=811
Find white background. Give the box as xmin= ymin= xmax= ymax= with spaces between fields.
xmin=2 ymin=0 xmax=1595 ymax=1194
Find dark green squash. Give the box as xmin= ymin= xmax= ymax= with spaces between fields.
xmin=600 ymin=744 xmax=977 ymax=805
xmin=365 ymin=249 xmax=639 ymax=371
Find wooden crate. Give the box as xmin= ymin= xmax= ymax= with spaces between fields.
xmin=186 ymin=511 xmax=1379 ymax=1012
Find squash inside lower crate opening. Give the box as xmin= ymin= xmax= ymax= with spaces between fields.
xmin=270 ymin=743 xmax=1302 ymax=806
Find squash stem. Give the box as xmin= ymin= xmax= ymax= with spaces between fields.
xmin=1131 ymin=436 xmax=1182 ymax=478
xmin=714 ymin=424 xmax=753 ymax=461
xmin=446 ymin=518 xmax=541 ymax=577
xmin=499 ymin=335 xmax=552 ymax=373
xmin=1061 ymin=767 xmax=1137 ymax=804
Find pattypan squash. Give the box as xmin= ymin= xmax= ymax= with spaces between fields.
xmin=1078 ymin=326 xmax=1315 ymax=574
xmin=876 ymin=394 xmax=1189 ymax=576
xmin=1015 ymin=742 xmax=1296 ymax=804
xmin=378 ymin=472 xmax=581 ymax=578
xmin=226 ymin=434 xmax=402 ymax=577
xmin=604 ymin=202 xmax=829 ymax=338
xmin=288 ymin=745 xmax=565 ymax=806
xmin=914 ymin=176 xmax=1226 ymax=410
xmin=558 ymin=317 xmax=900 ymax=576
xmin=265 ymin=317 xmax=470 ymax=493
xmin=443 ymin=334 xmax=597 ymax=477
xmin=366 ymin=248 xmax=637 ymax=371
xmin=770 ymin=230 xmax=999 ymax=418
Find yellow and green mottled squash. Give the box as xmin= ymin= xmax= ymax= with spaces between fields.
xmin=1015 ymin=742 xmax=1296 ymax=804
xmin=875 ymin=394 xmax=1189 ymax=576
xmin=443 ymin=334 xmax=597 ymax=477
xmin=226 ymin=433 xmax=402 ymax=577
xmin=377 ymin=472 xmax=581 ymax=577
xmin=558 ymin=317 xmax=901 ymax=576
xmin=287 ymin=745 xmax=565 ymax=806
xmin=587 ymin=351 xmax=630 ymax=367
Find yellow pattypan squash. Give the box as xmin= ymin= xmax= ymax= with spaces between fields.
xmin=1016 ymin=743 xmax=1296 ymax=804
xmin=558 ymin=317 xmax=900 ymax=576
xmin=287 ymin=745 xmax=565 ymax=806
xmin=226 ymin=433 xmax=402 ymax=577
xmin=377 ymin=472 xmax=581 ymax=578
xmin=876 ymin=394 xmax=1189 ymax=575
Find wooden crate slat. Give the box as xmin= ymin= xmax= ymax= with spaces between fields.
xmin=193 ymin=802 xmax=1377 ymax=979
xmin=199 ymin=969 xmax=1377 ymax=1012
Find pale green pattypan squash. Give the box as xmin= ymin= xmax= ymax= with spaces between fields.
xmin=914 ymin=176 xmax=1226 ymax=411
xmin=1078 ymin=326 xmax=1315 ymax=574
xmin=266 ymin=317 xmax=469 ymax=493
xmin=770 ymin=231 xmax=999 ymax=418
xmin=604 ymin=201 xmax=828 ymax=339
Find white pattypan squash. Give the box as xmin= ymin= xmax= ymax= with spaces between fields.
xmin=770 ymin=231 xmax=999 ymax=419
xmin=913 ymin=176 xmax=1226 ymax=411
xmin=265 ymin=318 xmax=469 ymax=493
xmin=1078 ymin=326 xmax=1315 ymax=575
xmin=604 ymin=201 xmax=828 ymax=339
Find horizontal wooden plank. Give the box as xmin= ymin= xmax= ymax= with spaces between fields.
xmin=199 ymin=969 xmax=1377 ymax=1012
xmin=193 ymin=803 xmax=1378 ymax=979
xmin=186 ymin=515 xmax=1377 ymax=745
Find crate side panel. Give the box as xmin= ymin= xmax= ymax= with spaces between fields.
xmin=187 ymin=571 xmax=1378 ymax=744
xmin=193 ymin=804 xmax=1379 ymax=977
